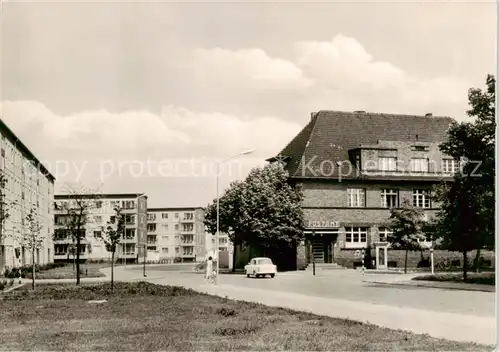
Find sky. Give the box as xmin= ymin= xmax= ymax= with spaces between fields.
xmin=0 ymin=0 xmax=497 ymax=207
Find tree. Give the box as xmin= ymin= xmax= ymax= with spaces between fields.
xmin=433 ymin=74 xmax=495 ymax=280
xmin=204 ymin=162 xmax=305 ymax=270
xmin=21 ymin=207 xmax=44 ymax=290
xmin=55 ymin=184 xmax=101 ymax=285
xmin=388 ymin=200 xmax=426 ymax=274
xmin=101 ymin=205 xmax=125 ymax=290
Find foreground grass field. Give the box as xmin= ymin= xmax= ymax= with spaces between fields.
xmin=0 ymin=282 xmax=491 ymax=351
xmin=413 ymin=272 xmax=495 ymax=285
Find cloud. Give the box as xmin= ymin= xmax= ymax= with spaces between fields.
xmin=0 ymin=101 xmax=302 ymax=186
xmin=190 ymin=47 xmax=313 ymax=90
xmin=190 ymin=34 xmax=471 ymax=120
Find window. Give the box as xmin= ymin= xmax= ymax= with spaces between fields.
xmin=94 ymin=231 xmax=102 ymax=239
xmin=162 ymin=247 xmax=169 ymax=253
xmin=162 ymin=213 xmax=168 ymax=219
xmin=175 ymin=247 xmax=180 ymax=254
xmin=94 ymin=216 xmax=103 ymax=223
xmin=410 ymin=158 xmax=429 ymax=172
xmin=174 ymin=212 xmax=179 ymax=219
xmin=378 ymin=227 xmax=392 ymax=242
xmin=347 ymin=188 xmax=365 ymax=208
xmin=344 ymin=227 xmax=368 ymax=248
xmin=174 ymin=224 xmax=179 ymax=231
xmin=162 ymin=224 xmax=169 ymax=230
xmin=122 ymin=200 xmax=135 ymax=209
xmin=442 ymin=159 xmax=459 ymax=174
xmin=413 ymin=189 xmax=431 ymax=208
xmin=147 ymin=246 xmax=157 ymax=251
xmin=147 ymin=223 xmax=157 ymax=232
xmin=125 ymin=228 xmax=136 ymax=239
xmin=183 ymin=212 xmax=194 ymax=220
xmin=125 ymin=215 xmax=135 ymax=224
xmin=147 ymin=213 xmax=156 ymax=221
xmin=378 ymin=157 xmax=397 ymax=171
xmin=182 ymin=223 xmax=194 ymax=232
xmin=110 ymin=201 xmax=120 ymax=208
xmin=95 ymin=201 xmax=103 ymax=209
xmin=380 ymin=189 xmax=398 ymax=208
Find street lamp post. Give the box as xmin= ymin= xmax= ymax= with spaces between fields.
xmin=215 ymin=149 xmax=255 ymax=285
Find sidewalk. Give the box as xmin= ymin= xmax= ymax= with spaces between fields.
xmin=362 ymin=275 xmax=495 ymax=292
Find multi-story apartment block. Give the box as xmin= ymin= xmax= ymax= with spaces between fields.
xmin=0 ymin=119 xmax=56 ymax=273
xmin=53 ymin=193 xmax=147 ymax=263
xmin=267 ymin=110 xmax=463 ymax=270
xmin=146 ymin=207 xmax=209 ymax=263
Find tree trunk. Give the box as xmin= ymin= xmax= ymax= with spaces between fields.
xmin=474 ymin=248 xmax=481 ymax=273
xmin=404 ymin=249 xmax=408 ymax=274
xmin=111 ymin=251 xmax=114 ymax=291
xmin=32 ymin=248 xmax=36 ymax=290
xmin=231 ymin=245 xmax=237 ymax=273
xmin=76 ymin=235 xmax=81 ymax=285
xmin=463 ymin=250 xmax=468 ymax=281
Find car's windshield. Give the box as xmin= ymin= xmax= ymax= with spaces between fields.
xmin=258 ymin=258 xmax=272 ymax=265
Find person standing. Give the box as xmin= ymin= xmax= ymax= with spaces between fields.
xmin=205 ymin=256 xmax=213 ymax=281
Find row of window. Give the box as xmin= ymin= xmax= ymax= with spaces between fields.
xmin=376 ymin=157 xmax=460 ymax=174
xmin=147 ymin=223 xmax=194 ymax=232
xmin=347 ymin=188 xmax=431 ymax=209
xmin=344 ymin=226 xmax=430 ymax=247
xmin=147 ymin=212 xmax=195 ymax=221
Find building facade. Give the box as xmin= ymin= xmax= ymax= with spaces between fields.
xmin=269 ymin=110 xmax=477 ymax=270
xmin=145 ymin=207 xmax=209 ymax=263
xmin=0 ymin=119 xmax=56 ymax=273
xmin=53 ymin=193 xmax=147 ymax=263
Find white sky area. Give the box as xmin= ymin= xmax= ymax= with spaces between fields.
xmin=0 ymin=1 xmax=496 ymax=207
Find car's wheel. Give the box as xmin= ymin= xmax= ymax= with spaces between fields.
xmin=270 ymin=274 xmax=275 ymax=278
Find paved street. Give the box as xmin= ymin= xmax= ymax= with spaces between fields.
xmin=122 ymin=265 xmax=495 ymax=317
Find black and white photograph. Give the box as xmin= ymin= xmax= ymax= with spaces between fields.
xmin=0 ymin=1 xmax=497 ymax=350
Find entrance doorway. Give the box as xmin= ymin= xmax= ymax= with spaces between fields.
xmin=307 ymin=231 xmax=338 ymax=264
xmin=375 ymin=243 xmax=388 ymax=270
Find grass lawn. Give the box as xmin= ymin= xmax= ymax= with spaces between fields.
xmin=412 ymin=272 xmax=495 ymax=285
xmin=0 ymin=282 xmax=491 ymax=351
xmin=24 ymin=263 xmax=110 ymax=280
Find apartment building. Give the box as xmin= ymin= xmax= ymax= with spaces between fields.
xmin=0 ymin=119 xmax=56 ymax=273
xmin=267 ymin=110 xmax=461 ymax=270
xmin=53 ymin=193 xmax=147 ymax=263
xmin=146 ymin=207 xmax=209 ymax=263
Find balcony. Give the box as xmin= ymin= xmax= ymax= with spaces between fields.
xmin=118 ymin=252 xmax=137 ymax=259
xmin=180 ymin=228 xmax=194 ymax=234
xmin=54 ymin=252 xmax=88 ymax=260
xmin=121 ymin=236 xmax=136 ymax=243
xmin=181 ymin=242 xmax=194 ymax=247
xmin=181 ymin=253 xmax=195 ymax=258
xmin=180 ymin=217 xmax=195 ymax=224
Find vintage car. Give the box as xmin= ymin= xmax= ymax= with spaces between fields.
xmin=244 ymin=257 xmax=277 ymax=278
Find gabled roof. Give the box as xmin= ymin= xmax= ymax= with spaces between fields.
xmin=269 ymin=110 xmax=454 ymax=180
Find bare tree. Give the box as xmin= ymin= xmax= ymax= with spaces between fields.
xmin=55 ymin=184 xmax=101 ymax=285
xmin=21 ymin=207 xmax=44 ymax=290
xmin=101 ymin=205 xmax=125 ymax=290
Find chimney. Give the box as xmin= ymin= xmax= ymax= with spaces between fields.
xmin=310 ymin=112 xmax=317 ymax=121
xmin=425 ymin=113 xmax=433 ymax=117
